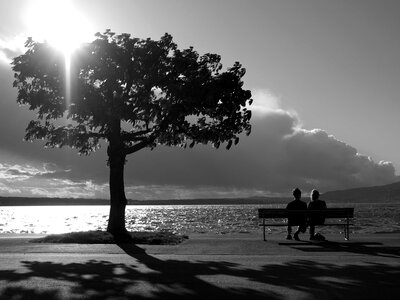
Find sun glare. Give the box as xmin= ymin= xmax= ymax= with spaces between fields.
xmin=23 ymin=0 xmax=93 ymax=110
xmin=23 ymin=0 xmax=93 ymax=56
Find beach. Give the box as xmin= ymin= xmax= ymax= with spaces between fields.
xmin=0 ymin=232 xmax=399 ymax=299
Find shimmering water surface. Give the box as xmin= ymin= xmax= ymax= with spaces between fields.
xmin=0 ymin=203 xmax=399 ymax=235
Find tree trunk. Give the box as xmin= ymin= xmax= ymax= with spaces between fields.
xmin=107 ymin=152 xmax=128 ymax=237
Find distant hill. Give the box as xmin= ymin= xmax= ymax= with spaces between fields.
xmin=0 ymin=196 xmax=289 ymax=206
xmin=322 ymin=181 xmax=400 ymax=203
xmin=129 ymin=197 xmax=289 ymax=206
xmin=0 ymin=197 xmax=110 ymax=206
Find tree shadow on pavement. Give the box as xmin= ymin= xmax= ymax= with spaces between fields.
xmin=280 ymin=240 xmax=400 ymax=258
xmin=0 ymin=242 xmax=398 ymax=299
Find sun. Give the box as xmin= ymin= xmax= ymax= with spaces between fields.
xmin=23 ymin=0 xmax=94 ymax=108
xmin=23 ymin=0 xmax=93 ymax=56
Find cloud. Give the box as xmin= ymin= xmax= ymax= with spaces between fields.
xmin=0 ymin=161 xmax=109 ymax=199
xmin=247 ymin=91 xmax=397 ymax=191
xmin=250 ymin=89 xmax=282 ymax=113
xmin=124 ymin=185 xmax=275 ymax=200
xmin=120 ymin=89 xmax=397 ymax=196
xmin=29 ymin=179 xmax=107 ymax=199
xmin=281 ymin=128 xmax=396 ymax=190
xmin=0 ymin=35 xmax=25 ymax=64
xmin=0 ymin=182 xmax=21 ymax=195
xmin=0 ymin=163 xmax=60 ymax=181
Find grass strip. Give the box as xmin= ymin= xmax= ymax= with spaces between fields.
xmin=31 ymin=230 xmax=188 ymax=245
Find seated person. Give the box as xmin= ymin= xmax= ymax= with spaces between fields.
xmin=286 ymin=188 xmax=307 ymax=241
xmin=308 ymin=189 xmax=327 ymax=240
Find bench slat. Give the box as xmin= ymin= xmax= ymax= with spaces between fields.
xmin=258 ymin=208 xmax=354 ymax=219
xmin=259 ymin=223 xmax=354 ymax=227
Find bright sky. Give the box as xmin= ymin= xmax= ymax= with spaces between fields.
xmin=0 ymin=0 xmax=399 ymax=199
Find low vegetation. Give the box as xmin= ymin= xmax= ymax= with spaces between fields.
xmin=31 ymin=231 xmax=188 ymax=245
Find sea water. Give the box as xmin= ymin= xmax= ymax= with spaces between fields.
xmin=0 ymin=203 xmax=399 ymax=235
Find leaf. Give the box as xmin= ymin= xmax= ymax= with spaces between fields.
xmin=226 ymin=139 xmax=233 ymax=150
xmin=246 ymin=126 xmax=252 ymax=136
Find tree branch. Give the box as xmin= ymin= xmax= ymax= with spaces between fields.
xmin=121 ymin=129 xmax=151 ymax=142
xmin=124 ymin=139 xmax=152 ymax=155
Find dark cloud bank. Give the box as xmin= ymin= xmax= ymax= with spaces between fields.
xmin=126 ymin=108 xmax=396 ymax=195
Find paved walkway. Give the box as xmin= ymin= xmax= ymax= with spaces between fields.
xmin=0 ymin=233 xmax=399 ymax=299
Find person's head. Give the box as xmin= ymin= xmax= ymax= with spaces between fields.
xmin=311 ymin=189 xmax=320 ymax=201
xmin=292 ymin=188 xmax=301 ymax=200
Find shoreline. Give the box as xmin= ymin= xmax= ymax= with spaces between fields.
xmin=1 ymin=230 xmax=400 ymax=239
xmin=1 ymin=201 xmax=399 ymax=206
xmin=1 ymin=230 xmax=400 ymax=241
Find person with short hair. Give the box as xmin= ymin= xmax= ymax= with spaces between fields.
xmin=286 ymin=188 xmax=307 ymax=241
xmin=308 ymin=189 xmax=327 ymax=240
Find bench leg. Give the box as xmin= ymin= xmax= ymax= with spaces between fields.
xmin=344 ymin=219 xmax=350 ymax=241
xmin=263 ymin=219 xmax=266 ymax=241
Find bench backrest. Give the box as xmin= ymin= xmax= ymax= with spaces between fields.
xmin=258 ymin=208 xmax=354 ymax=219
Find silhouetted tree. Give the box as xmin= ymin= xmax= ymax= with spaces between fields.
xmin=12 ymin=30 xmax=252 ymax=237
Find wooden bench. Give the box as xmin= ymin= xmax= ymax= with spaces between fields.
xmin=258 ymin=208 xmax=354 ymax=241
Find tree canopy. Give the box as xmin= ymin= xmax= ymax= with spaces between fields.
xmin=13 ymin=30 xmax=252 ymax=157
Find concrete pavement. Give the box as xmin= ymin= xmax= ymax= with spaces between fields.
xmin=0 ymin=233 xmax=399 ymax=299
